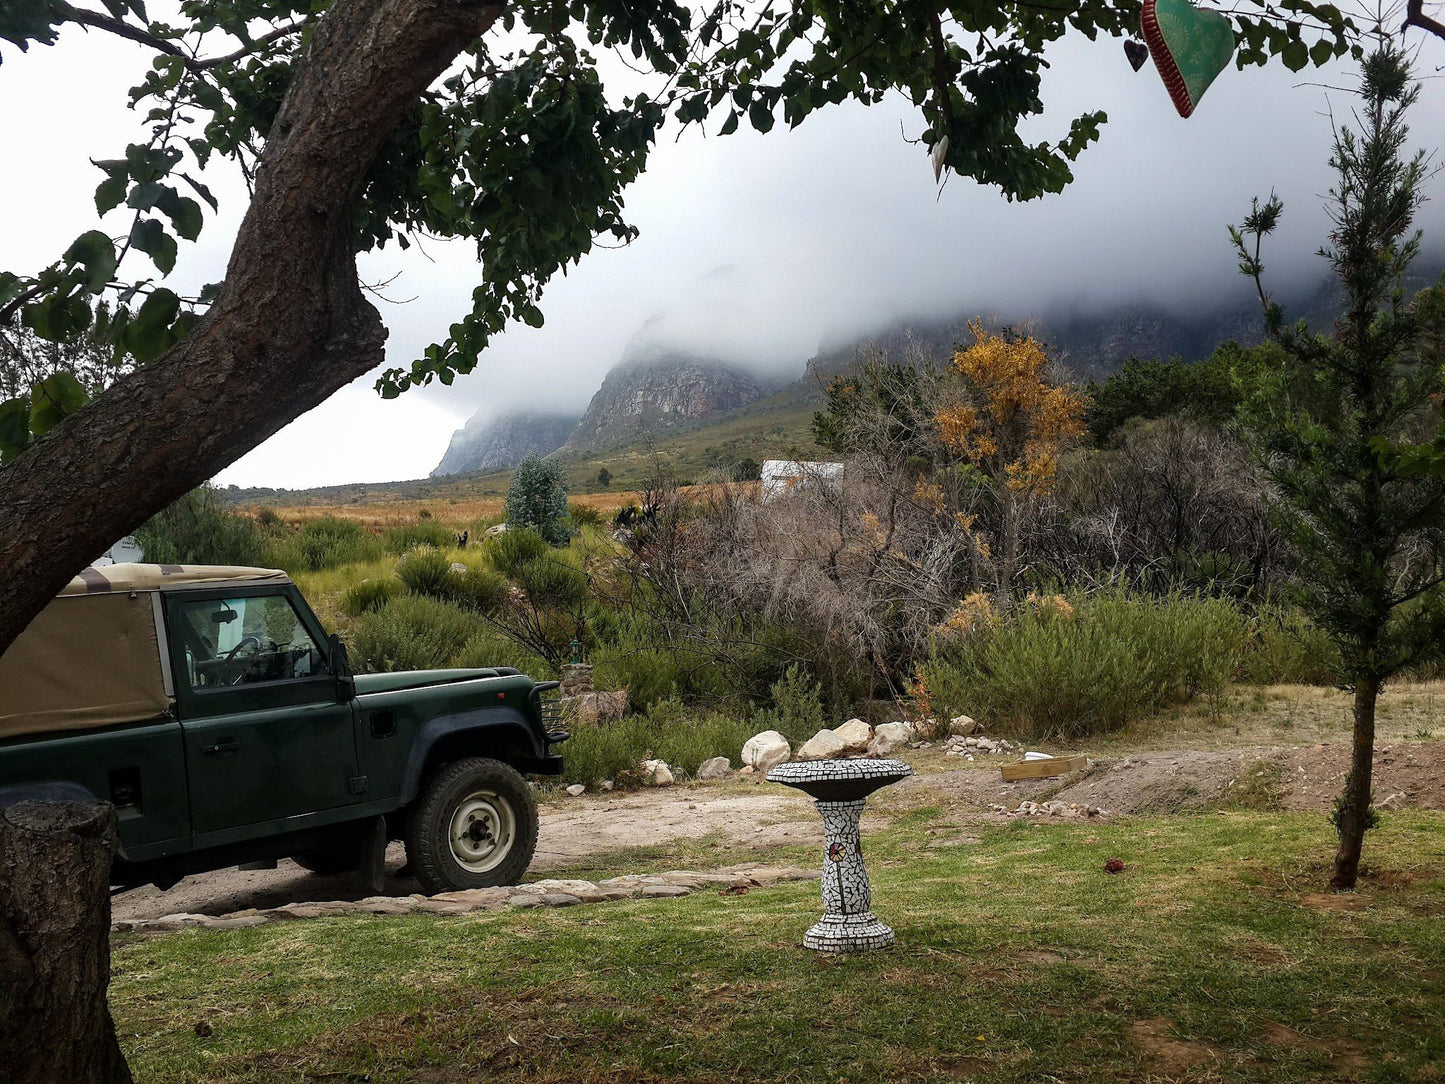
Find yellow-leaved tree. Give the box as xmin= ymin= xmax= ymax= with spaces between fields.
xmin=934 ymin=321 xmax=1087 ymax=610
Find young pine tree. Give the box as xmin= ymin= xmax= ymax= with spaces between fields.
xmin=1231 ymin=45 xmax=1445 ymax=890
xmin=505 ymin=455 xmax=572 ymax=547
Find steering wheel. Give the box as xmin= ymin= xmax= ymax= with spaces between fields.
xmin=222 ymin=635 xmax=262 ymax=661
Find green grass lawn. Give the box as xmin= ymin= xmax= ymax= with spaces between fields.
xmin=113 ymin=810 xmax=1445 ymax=1083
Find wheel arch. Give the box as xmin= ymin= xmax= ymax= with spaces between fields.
xmin=399 ymin=708 xmax=543 ymax=806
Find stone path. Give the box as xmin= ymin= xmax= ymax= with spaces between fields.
xmin=112 ymin=865 xmax=818 ymax=935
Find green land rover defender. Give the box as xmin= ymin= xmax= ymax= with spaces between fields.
xmin=0 ymin=563 xmax=566 ymax=894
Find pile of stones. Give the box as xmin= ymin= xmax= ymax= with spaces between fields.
xmin=987 ymin=800 xmax=1109 ymax=818
xmin=736 ymin=717 xmax=924 ymax=777
xmin=113 ymin=864 xmax=819 ymax=935
xmin=939 ymin=734 xmax=1018 ymax=760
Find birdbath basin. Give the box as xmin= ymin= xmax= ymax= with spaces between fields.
xmin=766 ymin=758 xmax=912 ymax=952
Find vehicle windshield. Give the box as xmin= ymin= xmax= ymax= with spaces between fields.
xmin=174 ymin=593 xmax=324 ymax=689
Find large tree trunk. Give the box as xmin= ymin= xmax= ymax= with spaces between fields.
xmin=0 ymin=0 xmax=503 ymax=658
xmin=0 ymin=802 xmax=132 ymax=1084
xmin=1330 ymin=675 xmax=1379 ymax=890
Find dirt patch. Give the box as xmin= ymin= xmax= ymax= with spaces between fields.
xmin=1257 ymin=1020 xmax=1369 ymax=1071
xmin=902 ymin=748 xmax=1262 ymax=818
xmin=110 ymin=739 xmax=1445 ymax=923
xmin=1277 ymin=741 xmax=1445 ymax=813
xmin=1126 ymin=1016 xmax=1222 ymax=1075
xmin=112 ymin=787 xmax=812 ymax=923
xmin=902 ymin=741 xmax=1445 ymax=822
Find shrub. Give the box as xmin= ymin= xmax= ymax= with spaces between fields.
xmin=506 ymin=455 xmax=572 ymax=546
xmin=383 ymin=521 xmax=455 ymax=553
xmin=134 ymin=486 xmax=268 ymax=565
xmin=342 ymin=577 xmax=399 ymax=616
xmin=395 ymin=546 xmax=456 ymax=599
xmin=454 ymin=631 xmax=550 ymax=676
xmin=917 ymin=590 xmax=1249 ymax=740
xmin=753 ymin=663 xmax=827 ymax=745
xmin=485 ymin=526 xmax=549 ymax=577
xmin=269 ymin=516 xmax=383 ymax=571
xmin=552 ymin=703 xmax=755 ymax=788
xmin=346 ymin=595 xmax=478 ymax=672
xmin=1238 ymin=607 xmax=1339 ymax=685
xmin=569 ymin=501 xmax=605 ymax=527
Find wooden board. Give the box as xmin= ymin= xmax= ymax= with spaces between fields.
xmin=999 ymin=754 xmax=1089 ymax=782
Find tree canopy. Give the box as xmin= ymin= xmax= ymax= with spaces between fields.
xmin=1 ymin=0 xmax=1361 ymax=408
xmin=0 ymin=0 xmax=1374 ymax=657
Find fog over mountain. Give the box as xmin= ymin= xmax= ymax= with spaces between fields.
xmin=5 ymin=24 xmax=1443 ymax=487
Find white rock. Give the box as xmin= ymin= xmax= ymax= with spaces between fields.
xmin=869 ymin=722 xmax=913 ymax=756
xmin=485 ymin=523 xmax=508 ymax=537
xmin=741 ymin=730 xmax=792 ymax=774
xmin=697 ymin=756 xmax=732 ymax=781
xmin=450 ymin=562 xmax=468 ymax=573
xmin=599 ymin=779 xmax=614 ymax=792
xmin=796 ymin=728 xmax=848 ymax=761
xmin=834 ymin=718 xmax=873 ymax=754
xmin=641 ymin=760 xmax=674 ymax=787
xmin=565 ymin=783 xmax=586 ymax=797
xmin=949 ymin=714 xmax=979 ymax=736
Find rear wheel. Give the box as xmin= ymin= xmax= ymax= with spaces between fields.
xmin=405 ymin=758 xmax=537 ymax=894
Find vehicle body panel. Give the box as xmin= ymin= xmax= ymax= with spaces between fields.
xmin=0 ymin=564 xmax=565 ymax=886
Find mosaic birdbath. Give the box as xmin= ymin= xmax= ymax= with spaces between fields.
xmin=766 ymin=758 xmax=912 ymax=952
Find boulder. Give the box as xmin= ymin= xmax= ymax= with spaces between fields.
xmin=869 ymin=722 xmax=913 ymax=756
xmin=834 ymin=718 xmax=873 ymax=754
xmin=796 ymin=728 xmax=847 ymax=761
xmin=565 ymin=783 xmax=586 ymax=797
xmin=641 ymin=759 xmax=674 ymax=787
xmin=949 ymin=714 xmax=979 ymax=736
xmin=741 ymin=730 xmax=792 ymax=774
xmin=696 ymin=756 xmax=732 ymax=781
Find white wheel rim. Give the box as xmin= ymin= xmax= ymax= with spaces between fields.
xmin=447 ymin=790 xmax=515 ymax=874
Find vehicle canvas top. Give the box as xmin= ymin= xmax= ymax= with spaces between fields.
xmin=57 ymin=562 xmax=290 ymax=595
xmin=0 ymin=563 xmax=289 ymax=740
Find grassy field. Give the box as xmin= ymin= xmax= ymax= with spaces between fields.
xmin=112 ymin=809 xmax=1444 ymax=1083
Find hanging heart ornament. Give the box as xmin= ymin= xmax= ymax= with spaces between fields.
xmin=1124 ymin=39 xmax=1150 ymax=71
xmin=1141 ymin=0 xmax=1236 ymax=118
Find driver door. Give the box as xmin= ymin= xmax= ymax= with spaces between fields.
xmin=166 ymin=587 xmax=361 ymax=841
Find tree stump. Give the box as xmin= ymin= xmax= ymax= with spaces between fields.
xmin=0 ymin=801 xmax=133 ymax=1084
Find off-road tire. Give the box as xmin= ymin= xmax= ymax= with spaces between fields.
xmin=405 ymin=757 xmax=538 ymax=894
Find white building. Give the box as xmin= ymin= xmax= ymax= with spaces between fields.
xmin=761 ymin=459 xmax=843 ymax=501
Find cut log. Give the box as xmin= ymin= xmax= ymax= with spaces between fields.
xmin=999 ymin=755 xmax=1089 ymax=782
xmin=0 ymin=801 xmax=133 ymax=1084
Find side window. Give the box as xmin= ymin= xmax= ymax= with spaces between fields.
xmin=173 ymin=594 xmax=324 ymax=689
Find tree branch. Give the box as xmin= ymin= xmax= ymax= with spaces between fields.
xmin=53 ymin=2 xmax=306 ymax=72
xmin=1404 ymin=0 xmax=1445 ymax=41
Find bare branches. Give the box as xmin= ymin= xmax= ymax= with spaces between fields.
xmin=53 ymin=3 xmax=307 ymax=72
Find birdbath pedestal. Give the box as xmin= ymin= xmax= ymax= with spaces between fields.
xmin=766 ymin=758 xmax=912 ymax=952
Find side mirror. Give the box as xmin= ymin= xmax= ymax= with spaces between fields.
xmin=329 ymin=633 xmax=356 ymax=700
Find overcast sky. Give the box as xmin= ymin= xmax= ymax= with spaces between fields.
xmin=2 ymin=15 xmax=1443 ymax=488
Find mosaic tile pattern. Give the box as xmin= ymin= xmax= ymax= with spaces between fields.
xmin=766 ymin=758 xmax=911 ymax=952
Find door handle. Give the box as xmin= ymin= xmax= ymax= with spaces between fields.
xmin=202 ymin=740 xmax=240 ymax=755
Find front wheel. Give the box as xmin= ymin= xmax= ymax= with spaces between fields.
xmin=405 ymin=758 xmax=538 ymax=894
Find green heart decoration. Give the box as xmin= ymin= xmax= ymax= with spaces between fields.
xmin=1141 ymin=0 xmax=1236 ymax=118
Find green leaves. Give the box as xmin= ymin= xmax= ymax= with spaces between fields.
xmin=63 ymin=231 xmax=119 ymax=293
xmin=128 ymin=218 xmax=178 ymax=274
xmin=0 ymin=372 xmax=91 ymax=464
xmin=122 ymin=289 xmax=182 ymax=363
xmin=28 ymin=371 xmax=89 ymax=436
xmin=0 ymin=398 xmax=31 ymax=463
